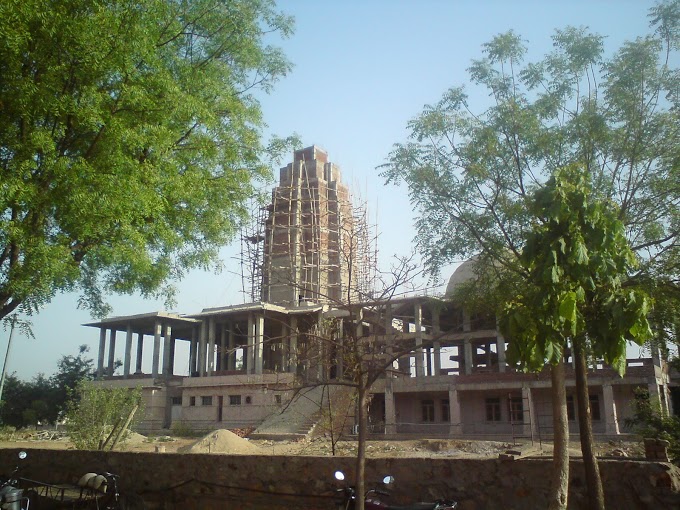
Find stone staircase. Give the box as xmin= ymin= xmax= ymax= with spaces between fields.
xmin=250 ymin=385 xmax=353 ymax=440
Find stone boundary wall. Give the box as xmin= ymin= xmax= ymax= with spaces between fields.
xmin=0 ymin=449 xmax=677 ymax=509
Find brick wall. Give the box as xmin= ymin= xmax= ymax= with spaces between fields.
xmin=0 ymin=449 xmax=678 ymax=510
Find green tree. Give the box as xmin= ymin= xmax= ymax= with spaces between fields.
xmin=0 ymin=346 xmax=101 ymax=428
xmin=0 ymin=0 xmax=295 ymax=320
xmin=0 ymin=372 xmax=58 ymax=427
xmin=381 ymin=3 xmax=678 ymax=509
xmin=66 ymin=381 xmax=143 ymax=451
xmin=501 ymin=165 xmax=652 ymax=509
xmin=51 ymin=344 xmax=95 ymax=415
xmin=0 ymin=373 xmax=30 ymax=428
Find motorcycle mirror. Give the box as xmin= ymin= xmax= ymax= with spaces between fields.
xmin=334 ymin=471 xmax=345 ymax=481
xmin=382 ymin=475 xmax=395 ymax=485
xmin=18 ymin=451 xmax=27 ymax=460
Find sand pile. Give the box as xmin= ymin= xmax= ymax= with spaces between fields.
xmin=124 ymin=431 xmax=149 ymax=444
xmin=179 ymin=429 xmax=261 ymax=454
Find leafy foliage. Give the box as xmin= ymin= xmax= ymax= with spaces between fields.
xmin=65 ymin=381 xmax=143 ymax=450
xmin=0 ymin=345 xmax=95 ymax=427
xmin=381 ymin=0 xmax=679 ymax=352
xmin=626 ymin=388 xmax=680 ymax=463
xmin=500 ymin=165 xmax=652 ymax=375
xmin=0 ymin=0 xmax=295 ymax=320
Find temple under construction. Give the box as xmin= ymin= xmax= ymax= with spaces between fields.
xmin=86 ymin=146 xmax=674 ymax=440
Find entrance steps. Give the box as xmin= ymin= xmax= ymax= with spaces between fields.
xmin=250 ymin=384 xmax=354 ymax=440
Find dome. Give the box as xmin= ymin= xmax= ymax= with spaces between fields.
xmin=444 ymin=256 xmax=479 ymax=297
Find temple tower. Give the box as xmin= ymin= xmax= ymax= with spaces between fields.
xmin=262 ymin=146 xmax=358 ymax=305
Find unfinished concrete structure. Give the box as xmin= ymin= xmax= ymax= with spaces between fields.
xmin=86 ymin=147 xmax=672 ymax=437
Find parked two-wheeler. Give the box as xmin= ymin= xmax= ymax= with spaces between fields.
xmin=0 ymin=452 xmax=29 ymax=510
xmin=334 ymin=471 xmax=457 ymax=510
xmin=7 ymin=452 xmax=142 ymax=510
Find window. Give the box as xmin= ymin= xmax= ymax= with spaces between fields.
xmin=275 ymin=394 xmax=282 ymax=405
xmin=589 ymin=394 xmax=601 ymax=421
xmin=509 ymin=397 xmax=523 ymax=423
xmin=189 ymin=396 xmax=196 ymax=407
xmin=421 ymin=399 xmax=435 ymax=422
xmin=566 ymin=395 xmax=601 ymax=421
xmin=245 ymin=396 xmax=252 ymax=404
xmin=485 ymin=397 xmax=501 ymax=422
xmin=171 ymin=396 xmax=182 ymax=406
xmin=229 ymin=395 xmax=242 ymax=406
xmin=441 ymin=399 xmax=450 ymax=422
xmin=201 ymin=396 xmax=213 ymax=406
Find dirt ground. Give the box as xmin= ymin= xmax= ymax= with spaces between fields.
xmin=0 ymin=429 xmax=646 ymax=459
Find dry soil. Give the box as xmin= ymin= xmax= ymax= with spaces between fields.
xmin=0 ymin=429 xmax=645 ymax=459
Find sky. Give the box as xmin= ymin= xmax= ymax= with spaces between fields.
xmin=4 ymin=0 xmax=659 ymax=379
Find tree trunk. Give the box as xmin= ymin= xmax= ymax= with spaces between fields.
xmin=573 ymin=338 xmax=605 ymax=510
xmin=355 ymin=383 xmax=369 ymax=510
xmin=548 ymin=362 xmax=569 ymax=510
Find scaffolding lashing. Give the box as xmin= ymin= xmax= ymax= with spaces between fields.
xmin=239 ymin=200 xmax=266 ymax=303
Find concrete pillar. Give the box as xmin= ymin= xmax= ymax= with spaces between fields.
xmin=414 ymin=304 xmax=425 ymax=377
xmin=432 ymin=308 xmax=441 ymax=377
xmin=135 ymin=333 xmax=144 ymax=374
xmin=107 ymin=329 xmax=117 ymax=376
xmin=463 ymin=339 xmax=473 ymax=375
xmin=207 ymin=317 xmax=216 ymax=375
xmin=384 ymin=304 xmax=393 ymax=355
xmin=496 ymin=333 xmax=506 ymax=373
xmin=448 ymin=388 xmax=462 ymax=436
xmin=289 ymin=316 xmax=298 ymax=374
xmin=123 ymin=324 xmax=133 ymax=378
xmin=384 ymin=304 xmax=392 ymax=331
xmin=247 ymin=314 xmax=255 ymax=374
xmin=219 ymin=324 xmax=227 ymax=371
xmin=189 ymin=328 xmax=198 ymax=376
xmin=162 ymin=323 xmax=172 ymax=377
xmin=255 ymin=314 xmax=264 ymax=375
xmin=433 ymin=343 xmax=442 ymax=376
xmin=198 ymin=321 xmax=207 ymax=377
xmin=169 ymin=337 xmax=176 ymax=376
xmin=384 ymin=379 xmax=396 ymax=434
xmin=603 ymin=383 xmax=619 ymax=435
xmin=227 ymin=323 xmax=236 ymax=371
xmin=522 ymin=385 xmax=535 ymax=439
xmin=151 ymin=320 xmax=162 ymax=379
xmin=97 ymin=328 xmax=106 ymax=378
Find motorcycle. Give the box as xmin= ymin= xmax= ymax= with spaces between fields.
xmin=8 ymin=452 xmax=134 ymax=510
xmin=0 ymin=452 xmax=29 ymax=510
xmin=333 ymin=471 xmax=457 ymax=510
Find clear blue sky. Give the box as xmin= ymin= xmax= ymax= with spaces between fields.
xmin=6 ymin=0 xmax=657 ymax=379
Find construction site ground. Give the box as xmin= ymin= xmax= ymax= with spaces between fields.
xmin=0 ymin=430 xmax=646 ymax=460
